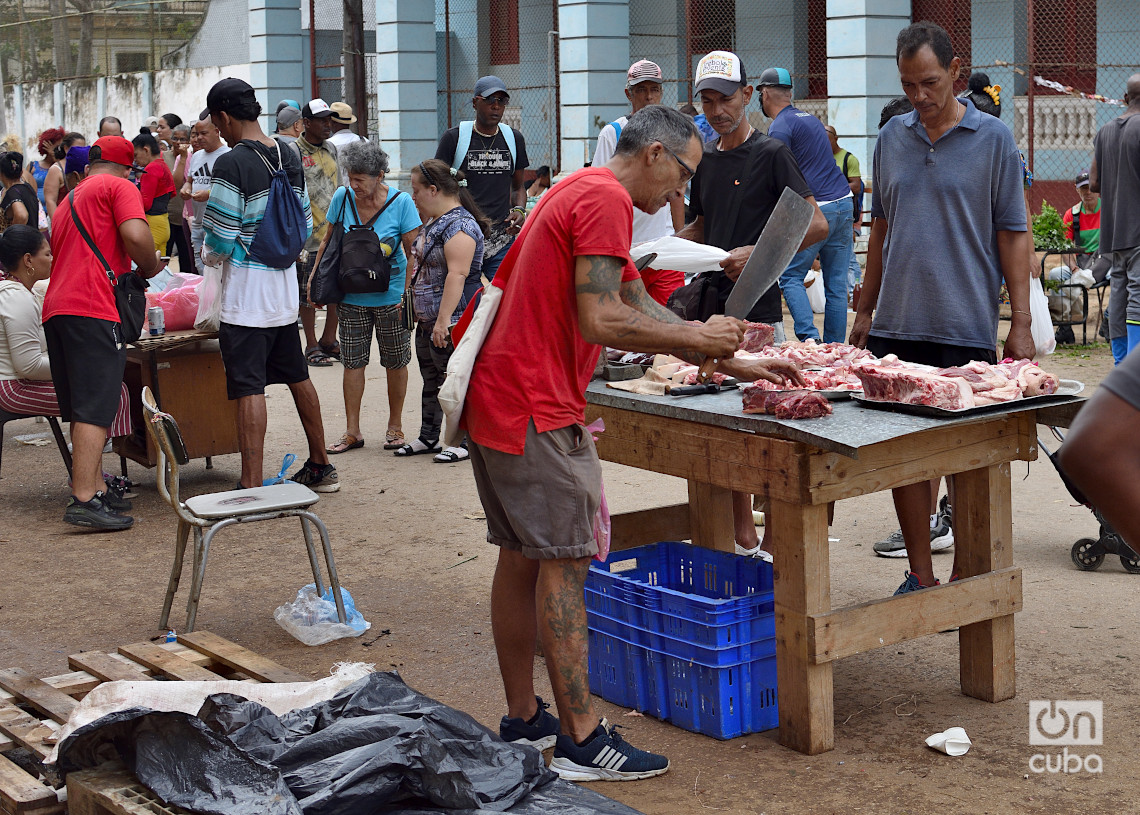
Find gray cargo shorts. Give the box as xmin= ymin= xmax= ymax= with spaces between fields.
xmin=469 ymin=419 xmax=601 ymax=560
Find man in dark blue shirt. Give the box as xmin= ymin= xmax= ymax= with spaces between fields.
xmin=760 ymin=67 xmax=856 ymax=343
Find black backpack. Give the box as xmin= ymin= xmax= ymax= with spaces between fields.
xmin=243 ymin=139 xmax=307 ymax=268
xmin=338 ymin=191 xmax=403 ymax=294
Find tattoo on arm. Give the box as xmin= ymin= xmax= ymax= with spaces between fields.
xmin=620 ymin=278 xmax=685 ymax=324
xmin=575 ymin=255 xmax=624 ymax=305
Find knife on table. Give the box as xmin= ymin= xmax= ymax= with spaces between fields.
xmin=668 ymin=187 xmax=815 ymax=397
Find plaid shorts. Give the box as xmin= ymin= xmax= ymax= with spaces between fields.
xmin=337 ymin=301 xmax=412 ymax=370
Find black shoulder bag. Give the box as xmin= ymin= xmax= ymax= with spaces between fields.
xmin=338 ymin=190 xmax=404 ymax=294
xmin=68 ymin=188 xmax=148 ymax=341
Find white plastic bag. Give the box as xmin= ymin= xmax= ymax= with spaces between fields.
xmin=585 ymin=418 xmax=610 ymax=562
xmin=1029 ymin=276 xmax=1056 ymax=356
xmin=629 ymin=236 xmax=729 ymax=274
xmin=804 ymin=269 xmax=825 ymax=313
xmin=274 ymin=583 xmax=370 ymax=645
xmin=195 ymin=262 xmax=224 ymax=332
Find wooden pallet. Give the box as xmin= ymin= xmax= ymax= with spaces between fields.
xmin=0 ymin=632 xmax=308 ymax=815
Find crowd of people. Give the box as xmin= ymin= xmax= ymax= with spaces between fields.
xmin=2 ymin=18 xmax=1139 ymax=785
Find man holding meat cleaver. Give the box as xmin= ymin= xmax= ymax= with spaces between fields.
xmin=461 ymin=105 xmax=800 ymax=781
xmin=848 ymin=22 xmax=1033 ymax=595
xmin=675 ymin=50 xmax=828 ymax=559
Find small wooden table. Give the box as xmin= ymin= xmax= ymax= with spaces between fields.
xmin=585 ymin=382 xmax=1082 ymax=755
xmin=114 ymin=330 xmax=239 ymax=473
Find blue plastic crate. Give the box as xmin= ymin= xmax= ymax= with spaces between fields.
xmin=585 ymin=542 xmax=778 ymax=739
xmin=587 ymin=628 xmax=778 ymax=739
xmin=588 ymin=607 xmax=775 ymax=666
xmin=586 ymin=541 xmax=775 ymax=648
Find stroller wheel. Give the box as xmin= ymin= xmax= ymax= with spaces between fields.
xmin=1072 ymin=538 xmax=1105 ymax=571
xmin=1120 ymin=552 xmax=1140 ymax=574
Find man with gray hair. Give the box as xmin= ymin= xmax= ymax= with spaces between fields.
xmin=461 ymin=104 xmax=801 ymax=782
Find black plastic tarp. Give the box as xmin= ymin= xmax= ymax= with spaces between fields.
xmin=55 ymin=671 xmax=644 ymax=815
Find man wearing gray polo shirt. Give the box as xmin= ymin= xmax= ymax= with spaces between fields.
xmin=849 ymin=21 xmax=1033 ymax=596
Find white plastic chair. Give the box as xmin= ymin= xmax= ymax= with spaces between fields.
xmin=142 ymin=386 xmax=346 ymax=632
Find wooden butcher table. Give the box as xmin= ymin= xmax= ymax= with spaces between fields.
xmin=113 ymin=329 xmax=239 ymax=473
xmin=585 ymin=381 xmax=1082 ymax=755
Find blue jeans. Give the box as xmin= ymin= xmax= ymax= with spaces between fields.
xmin=482 ymin=238 xmax=513 ymax=281
xmin=779 ymin=197 xmax=854 ymax=343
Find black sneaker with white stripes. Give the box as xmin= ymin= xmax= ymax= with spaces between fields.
xmin=550 ymin=719 xmax=669 ymax=782
xmin=499 ymin=696 xmax=560 ymax=751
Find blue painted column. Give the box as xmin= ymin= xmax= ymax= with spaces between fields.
xmin=826 ymin=0 xmax=911 ymax=181
xmin=248 ymin=0 xmax=304 ymax=133
xmin=377 ymin=0 xmax=438 ymax=176
xmin=558 ymin=0 xmax=630 ymax=172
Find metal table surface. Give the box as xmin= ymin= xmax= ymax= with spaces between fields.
xmin=586 ymin=380 xmax=1083 ymax=458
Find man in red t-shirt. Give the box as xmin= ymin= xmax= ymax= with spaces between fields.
xmin=45 ymin=135 xmax=163 ymax=530
xmin=462 ymin=106 xmax=800 ymax=781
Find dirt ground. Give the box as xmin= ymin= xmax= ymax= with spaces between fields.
xmin=0 ymin=313 xmax=1135 ymax=815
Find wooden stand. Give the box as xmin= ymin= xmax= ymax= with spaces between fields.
xmin=113 ymin=332 xmax=239 ymax=472
xmin=586 ymin=393 xmax=1043 ymax=755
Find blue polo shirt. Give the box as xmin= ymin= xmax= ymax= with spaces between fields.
xmin=767 ymin=105 xmax=852 ymax=204
xmin=869 ymin=98 xmax=1027 ymax=349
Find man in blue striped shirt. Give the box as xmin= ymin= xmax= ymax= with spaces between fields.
xmin=202 ymin=78 xmax=340 ymax=493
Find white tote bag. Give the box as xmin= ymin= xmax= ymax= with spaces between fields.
xmin=439 ymin=283 xmax=504 ymax=448
xmin=1028 ymin=276 xmax=1056 ymax=356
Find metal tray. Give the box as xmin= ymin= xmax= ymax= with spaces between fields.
xmin=851 ymin=379 xmax=1084 ymax=418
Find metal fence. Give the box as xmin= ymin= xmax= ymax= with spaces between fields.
xmin=0 ymin=0 xmax=209 ymax=82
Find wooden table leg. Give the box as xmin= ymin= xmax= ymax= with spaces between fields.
xmin=954 ymin=464 xmax=1016 ymax=702
xmin=687 ymin=479 xmax=735 ymax=552
xmin=771 ymin=498 xmax=833 ymax=754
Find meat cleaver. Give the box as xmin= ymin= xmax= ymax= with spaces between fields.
xmin=669 ymin=187 xmax=815 ymax=397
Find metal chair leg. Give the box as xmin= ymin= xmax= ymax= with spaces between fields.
xmin=301 ymin=510 xmax=346 ymax=624
xmin=299 ymin=517 xmax=326 ymax=596
xmin=46 ymin=417 xmax=73 ymax=478
xmin=185 ymin=518 xmax=237 ymax=632
xmin=160 ymin=519 xmax=192 ymax=629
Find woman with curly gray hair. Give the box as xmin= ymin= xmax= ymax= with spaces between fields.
xmin=309 ymin=140 xmax=422 ymax=453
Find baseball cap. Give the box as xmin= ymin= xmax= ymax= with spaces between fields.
xmin=1075 ymin=169 xmax=1091 ymax=188
xmin=694 ymin=51 xmax=747 ymax=96
xmin=88 ymin=136 xmax=134 ymax=168
xmin=275 ymin=99 xmax=301 ymax=114
xmin=473 ymin=75 xmax=509 ymax=100
xmin=302 ymin=98 xmax=333 ymax=119
xmin=276 ymin=106 xmax=302 ymax=130
xmin=64 ymin=145 xmax=91 ymax=176
xmin=329 ymin=102 xmax=357 ymax=124
xmin=757 ymin=67 xmax=793 ymax=88
xmin=144 ymin=116 xmax=159 ymax=130
xmin=201 ymin=77 xmax=258 ymax=120
xmin=627 ymin=59 xmax=663 ymax=87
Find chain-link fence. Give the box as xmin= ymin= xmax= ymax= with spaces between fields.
xmin=0 ymin=0 xmax=208 ymax=82
xmin=307 ymin=0 xmax=377 ymax=140
xmin=436 ymin=0 xmax=560 ymax=172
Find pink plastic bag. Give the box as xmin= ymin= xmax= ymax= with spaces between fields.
xmin=160 ymin=284 xmax=201 ymax=330
xmin=586 ymin=418 xmax=611 ymax=562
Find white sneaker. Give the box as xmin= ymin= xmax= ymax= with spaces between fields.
xmin=735 ymin=543 xmax=772 ymax=562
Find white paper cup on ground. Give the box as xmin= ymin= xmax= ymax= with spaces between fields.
xmin=925 ymin=727 xmax=972 ymax=756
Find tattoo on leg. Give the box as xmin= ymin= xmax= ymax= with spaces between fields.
xmin=542 ymin=560 xmax=593 ymax=716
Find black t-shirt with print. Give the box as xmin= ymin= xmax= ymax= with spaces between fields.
xmin=435 ymin=125 xmax=529 ymax=225
xmin=689 ymin=130 xmax=812 ymax=324
xmin=0 ymin=183 xmax=40 ymax=230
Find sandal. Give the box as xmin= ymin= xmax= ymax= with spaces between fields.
xmin=327 ymin=433 xmax=364 ymax=454
xmin=383 ymin=428 xmax=405 ymax=450
xmin=306 ymin=346 xmax=334 ymax=367
xmin=393 ymin=438 xmax=441 ymax=457
xmin=319 ymin=340 xmax=342 ymax=360
xmin=433 ymin=446 xmax=470 ymax=463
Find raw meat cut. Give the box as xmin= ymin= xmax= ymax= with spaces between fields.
xmin=682 ymin=371 xmax=728 ymax=386
xmin=741 ymin=386 xmax=833 ymax=419
xmin=853 ymin=364 xmax=976 ymax=410
xmin=740 ymin=321 xmax=776 ymax=353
